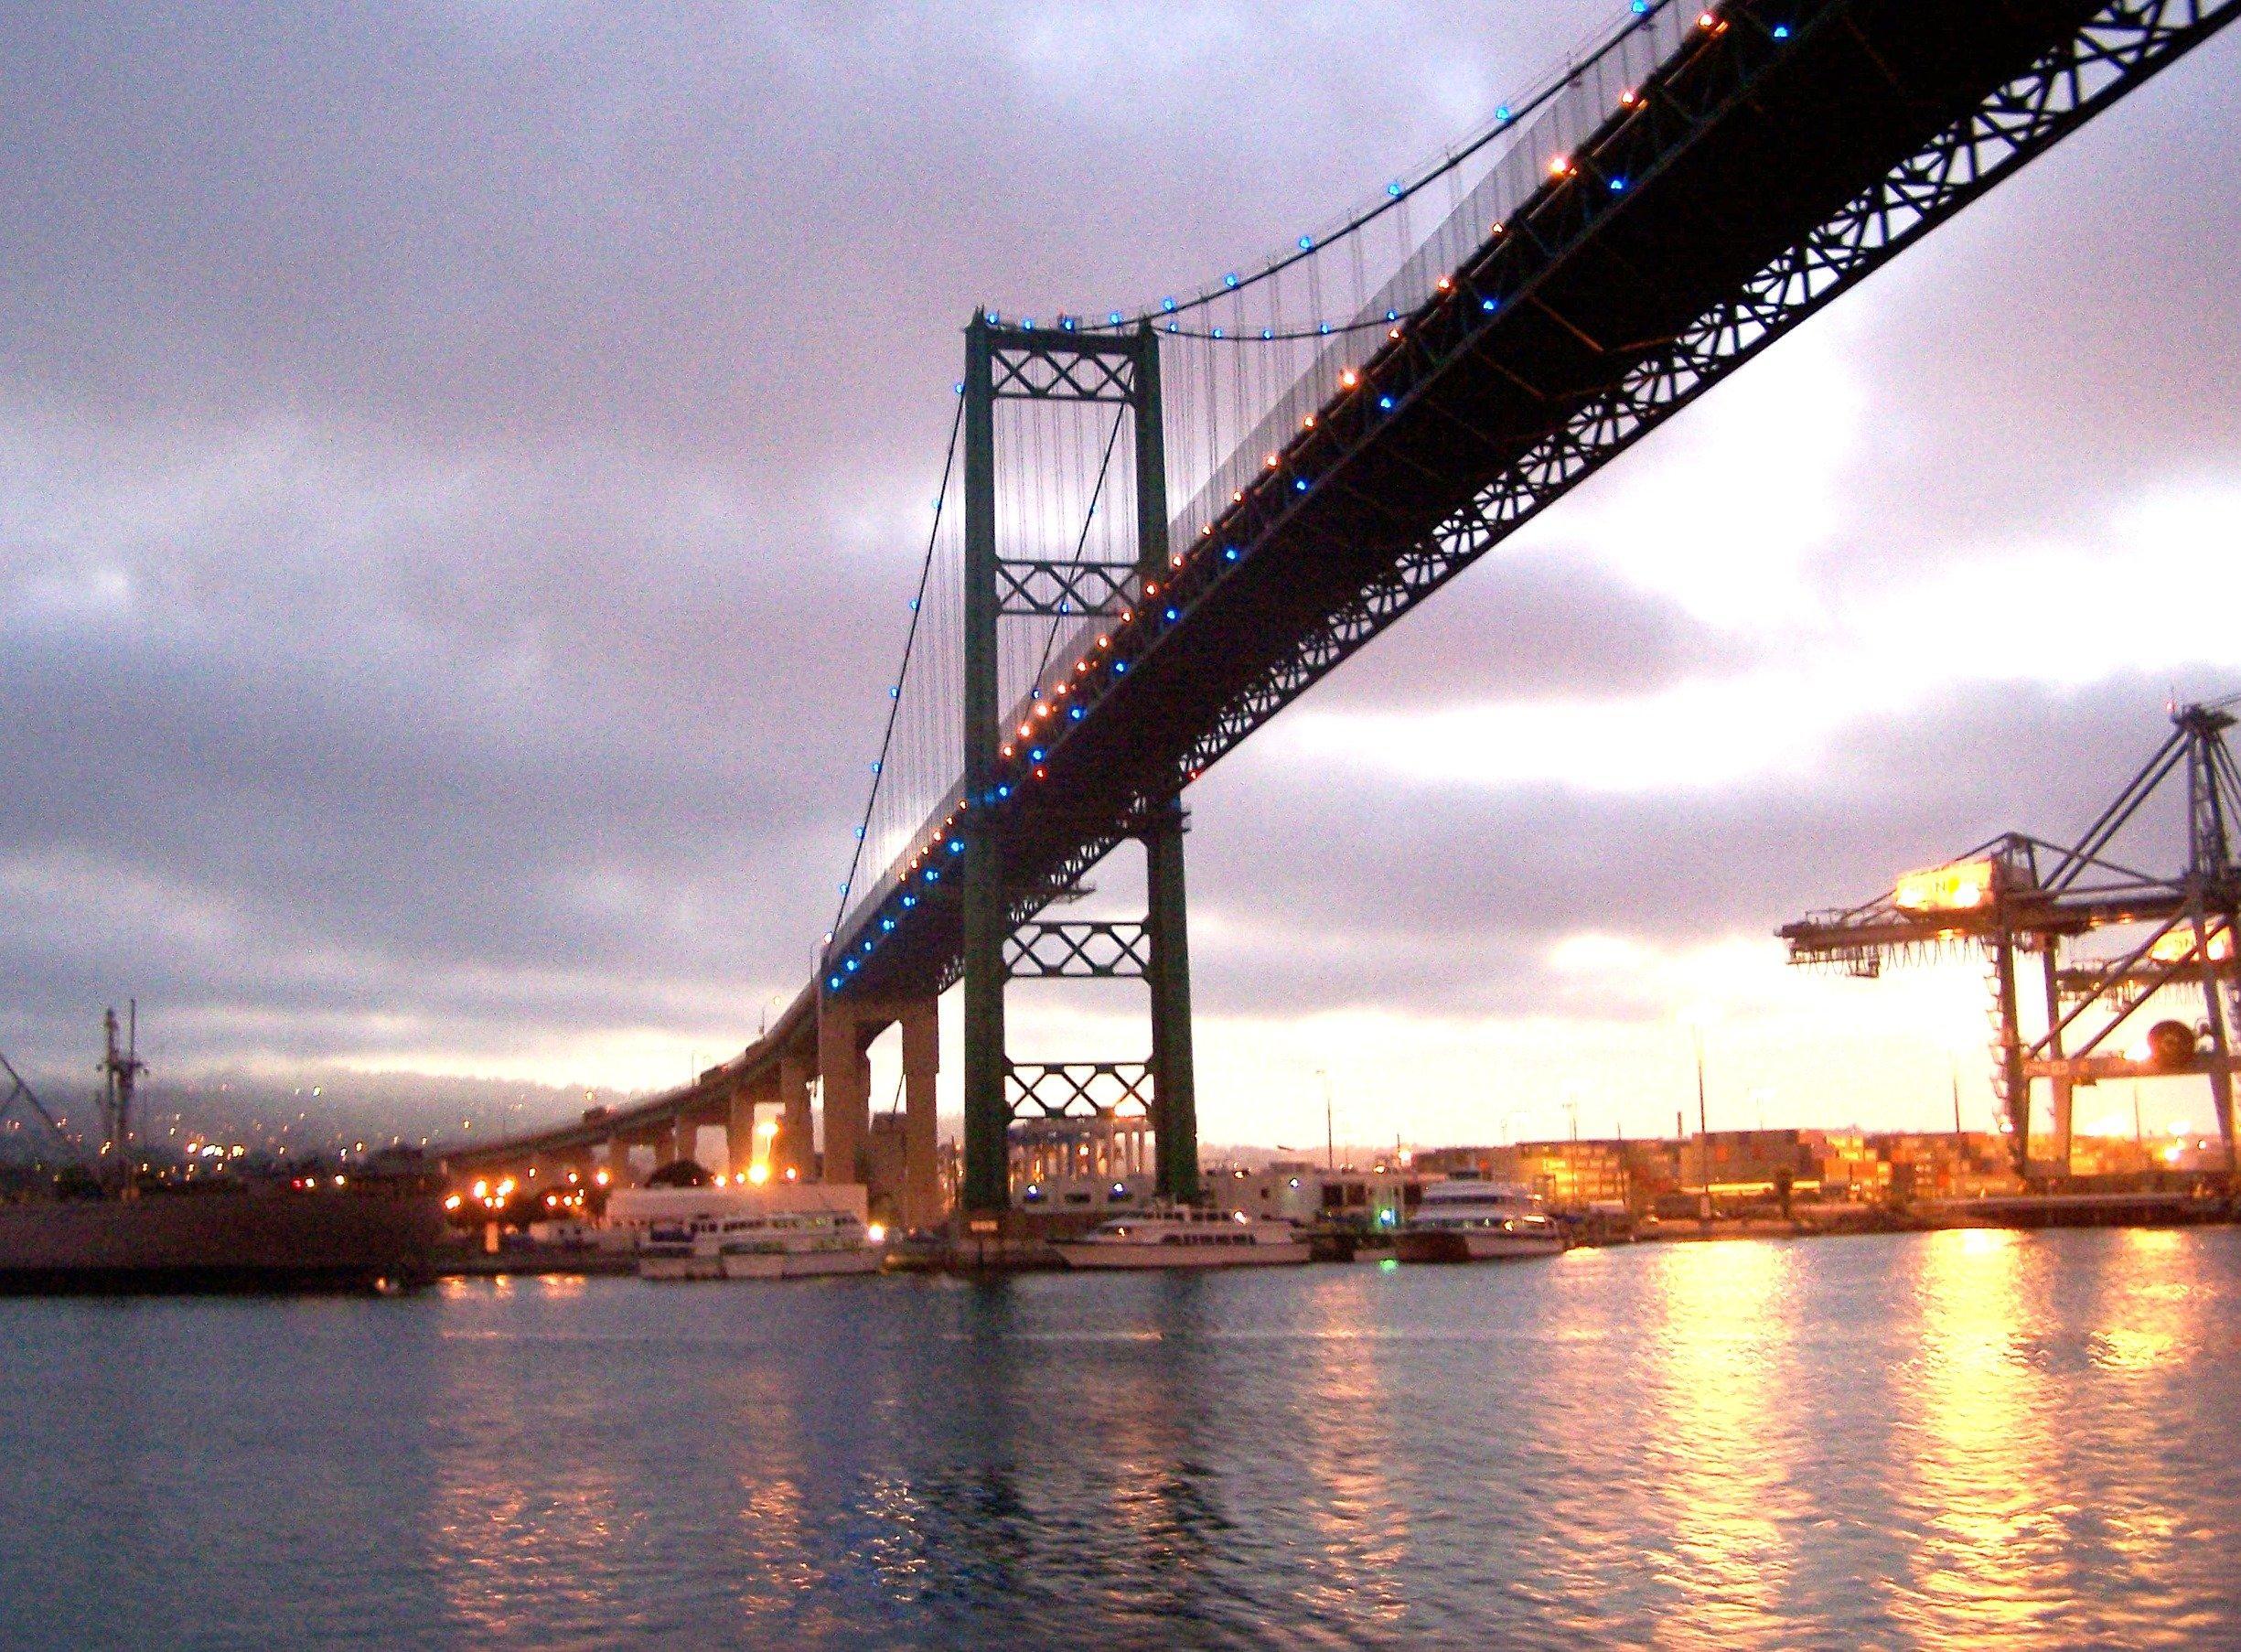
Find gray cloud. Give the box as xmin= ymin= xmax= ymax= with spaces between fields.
xmin=1180 ymin=674 xmax=2214 ymax=1016
xmin=1 ymin=3 xmax=2236 ymax=1108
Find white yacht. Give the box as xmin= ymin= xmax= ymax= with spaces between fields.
xmin=1396 ymin=1175 xmax=1566 ymax=1261
xmin=712 ymin=1208 xmax=884 ymax=1279
xmin=637 ymin=1213 xmax=724 ymax=1281
xmin=1053 ymin=1205 xmax=1310 ymax=1269
xmin=617 ymin=1183 xmax=884 ymax=1281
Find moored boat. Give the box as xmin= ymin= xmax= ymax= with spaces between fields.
xmin=1396 ymin=1174 xmax=1566 ymax=1262
xmin=1052 ymin=1205 xmax=1310 ymax=1269
xmin=614 ymin=1182 xmax=884 ymax=1281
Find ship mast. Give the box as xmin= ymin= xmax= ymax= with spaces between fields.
xmin=99 ymin=1003 xmax=146 ymax=1197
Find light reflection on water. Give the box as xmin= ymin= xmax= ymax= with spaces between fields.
xmin=1 ymin=1228 xmax=2238 ymax=1649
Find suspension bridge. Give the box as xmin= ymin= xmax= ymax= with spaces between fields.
xmin=442 ymin=0 xmax=2241 ymax=1227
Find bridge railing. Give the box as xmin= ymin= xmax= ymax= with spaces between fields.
xmin=1162 ymin=0 xmax=1697 ymax=555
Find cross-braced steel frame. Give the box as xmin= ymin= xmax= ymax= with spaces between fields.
xmin=1782 ymin=703 xmax=2241 ymax=1178
xmin=960 ymin=320 xmax=1198 ymax=1214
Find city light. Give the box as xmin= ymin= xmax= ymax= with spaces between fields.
xmin=1893 ymin=858 xmax=1998 ymax=913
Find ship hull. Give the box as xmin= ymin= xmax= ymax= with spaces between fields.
xmin=720 ymin=1248 xmax=882 ymax=1279
xmin=0 ymin=1194 xmax=444 ymax=1293
xmin=1053 ymin=1241 xmax=1311 ymax=1270
xmin=1395 ymin=1229 xmax=1565 ymax=1263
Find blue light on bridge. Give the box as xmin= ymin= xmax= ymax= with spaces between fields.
xmin=1109 ymin=310 xmax=1122 ymax=325
xmin=948 ymin=839 xmax=964 ymax=853
xmin=1496 ymin=104 xmax=1512 ymax=122
xmin=1167 ymin=322 xmax=1179 ymax=333
xmin=1113 ymin=661 xmax=1128 ymax=674
xmin=1386 ymin=309 xmax=1399 ymax=321
xmin=863 ymin=939 xmax=874 ymax=953
xmin=1260 ymin=327 xmax=1273 ymax=340
xmin=1318 ymin=322 xmax=1332 ymax=335
xmin=1224 ymin=546 xmax=1239 ymax=561
xmin=926 ymin=868 xmax=940 ymax=882
xmin=844 ymin=959 xmax=858 ymax=973
xmin=1611 ymin=177 xmax=1627 ymax=191
xmin=1294 ymin=479 xmax=1308 ymax=492
xmin=1378 ymin=395 xmax=1395 ymax=411
xmin=902 ymin=895 xmax=917 ymax=908
xmin=1297 ymin=234 xmax=1314 ymax=251
xmin=1482 ymin=296 xmax=1498 ymax=311
xmin=1162 ymin=296 xmax=1177 ymax=312
xmin=828 ymin=974 xmax=841 ymax=990
xmin=881 ymin=918 xmax=895 ymax=931
xmin=1068 ymin=706 xmax=1083 ymax=720
xmin=997 ymin=784 xmax=1012 ymax=798
xmin=1030 ymin=746 xmax=1046 ymax=761
xmin=1774 ymin=23 xmax=1791 ymax=37
xmin=1387 ymin=180 xmax=1404 ymax=198
xmin=1633 ymin=0 xmax=1648 ymax=11
xmin=887 ymin=686 xmax=899 ymax=700
xmin=1212 ymin=327 xmax=1224 ymax=339
xmin=853 ymin=826 xmax=864 ymax=840
xmin=1223 ymin=273 xmax=1239 ymax=288
xmin=1163 ymin=607 xmax=1179 ymax=622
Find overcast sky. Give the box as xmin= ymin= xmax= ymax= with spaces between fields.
xmin=5 ymin=4 xmax=2239 ymax=1148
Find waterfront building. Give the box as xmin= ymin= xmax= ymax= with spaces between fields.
xmin=1011 ymin=1113 xmax=1153 ymax=1211
xmin=1208 ymin=1161 xmax=1419 ymax=1228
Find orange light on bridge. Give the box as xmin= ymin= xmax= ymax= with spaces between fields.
xmin=1893 ymin=857 xmax=1998 ymax=914
xmin=746 ymin=1162 xmax=771 ymax=1185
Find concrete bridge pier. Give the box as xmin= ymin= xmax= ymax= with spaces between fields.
xmin=818 ymin=996 xmax=873 ymax=1185
xmin=898 ymin=997 xmax=940 ymax=1231
xmin=777 ymin=1054 xmax=813 ymax=1180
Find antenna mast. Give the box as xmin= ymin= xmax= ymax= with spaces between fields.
xmin=99 ymin=1002 xmax=147 ymax=1196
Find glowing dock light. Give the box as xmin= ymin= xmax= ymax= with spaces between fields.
xmin=1893 ymin=858 xmax=1999 ymax=914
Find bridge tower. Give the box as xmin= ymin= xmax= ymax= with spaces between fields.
xmin=959 ymin=313 xmax=1198 ymax=1218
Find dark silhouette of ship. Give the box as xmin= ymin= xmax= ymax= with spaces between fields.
xmin=0 ymin=1009 xmax=442 ymax=1293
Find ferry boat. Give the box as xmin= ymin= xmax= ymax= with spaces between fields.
xmin=1052 ymin=1205 xmax=1310 ymax=1269
xmin=1395 ymin=1175 xmax=1566 ymax=1262
xmin=713 ymin=1208 xmax=883 ymax=1279
xmin=616 ymin=1183 xmax=884 ymax=1281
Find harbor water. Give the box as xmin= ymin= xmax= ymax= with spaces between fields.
xmin=4 ymin=1226 xmax=2238 ymax=1649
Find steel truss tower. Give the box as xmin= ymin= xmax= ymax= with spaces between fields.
xmin=960 ymin=315 xmax=1198 ymax=1217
